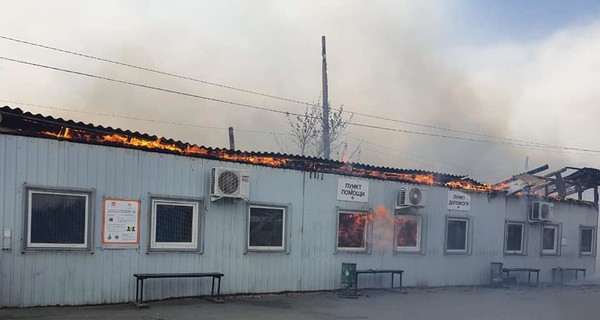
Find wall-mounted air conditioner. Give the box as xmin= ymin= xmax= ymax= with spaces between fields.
xmin=211 ymin=167 xmax=250 ymax=201
xmin=396 ymin=186 xmax=427 ymax=208
xmin=529 ymin=201 xmax=553 ymax=222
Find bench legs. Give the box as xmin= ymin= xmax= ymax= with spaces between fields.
xmin=354 ymin=273 xmax=403 ymax=295
xmin=504 ymin=271 xmax=539 ymax=286
xmin=210 ymin=276 xmax=222 ymax=298
xmin=135 ymin=278 xmax=146 ymax=306
xmin=391 ymin=273 xmax=403 ymax=290
xmin=135 ymin=276 xmax=223 ymax=306
xmin=553 ymin=269 xmax=586 ymax=285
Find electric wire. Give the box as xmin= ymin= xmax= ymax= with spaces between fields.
xmin=0 ymin=34 xmax=568 ymax=149
xmin=0 ymin=35 xmax=311 ymax=107
xmin=2 ymin=55 xmax=600 ymax=154
xmin=0 ymin=99 xmax=289 ymax=136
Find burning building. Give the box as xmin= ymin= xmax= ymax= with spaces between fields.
xmin=0 ymin=106 xmax=598 ymax=307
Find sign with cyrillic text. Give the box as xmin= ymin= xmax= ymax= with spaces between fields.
xmin=447 ymin=190 xmax=470 ymax=211
xmin=337 ymin=178 xmax=369 ymax=202
xmin=102 ymin=198 xmax=140 ymax=247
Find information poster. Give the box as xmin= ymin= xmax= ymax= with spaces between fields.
xmin=102 ymin=198 xmax=140 ymax=247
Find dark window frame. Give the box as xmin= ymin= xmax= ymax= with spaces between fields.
xmin=24 ymin=186 xmax=94 ymax=251
xmin=579 ymin=226 xmax=596 ymax=256
xmin=541 ymin=223 xmax=561 ymax=256
xmin=394 ymin=212 xmax=423 ymax=253
xmin=336 ymin=209 xmax=371 ymax=253
xmin=247 ymin=204 xmax=286 ymax=251
xmin=504 ymin=221 xmax=526 ymax=255
xmin=444 ymin=216 xmax=471 ymax=255
xmin=149 ymin=197 xmax=202 ymax=252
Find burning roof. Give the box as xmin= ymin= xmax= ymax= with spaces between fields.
xmin=493 ymin=165 xmax=600 ymax=203
xmin=7 ymin=105 xmax=599 ymax=201
xmin=0 ymin=106 xmax=496 ymax=192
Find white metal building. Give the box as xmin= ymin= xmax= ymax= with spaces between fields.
xmin=0 ymin=106 xmax=597 ymax=307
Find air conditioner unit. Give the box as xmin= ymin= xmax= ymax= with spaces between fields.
xmin=396 ymin=187 xmax=427 ymax=208
xmin=529 ymin=201 xmax=553 ymax=222
xmin=211 ymin=167 xmax=250 ymax=201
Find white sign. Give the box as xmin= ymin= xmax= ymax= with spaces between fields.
xmin=447 ymin=190 xmax=470 ymax=211
xmin=337 ymin=178 xmax=369 ymax=202
xmin=102 ymin=198 xmax=140 ymax=246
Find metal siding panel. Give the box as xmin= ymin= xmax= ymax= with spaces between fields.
xmin=504 ymin=198 xmax=597 ymax=283
xmin=2 ymin=134 xmax=598 ymax=307
xmin=0 ymin=135 xmax=13 ymax=306
xmin=11 ymin=137 xmax=25 ymax=307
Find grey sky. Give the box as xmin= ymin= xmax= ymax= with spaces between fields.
xmin=1 ymin=1 xmax=600 ymax=183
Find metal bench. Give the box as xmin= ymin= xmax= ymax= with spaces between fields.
xmin=502 ymin=268 xmax=540 ymax=285
xmin=355 ymin=269 xmax=404 ymax=294
xmin=134 ymin=272 xmax=224 ymax=306
xmin=552 ymin=267 xmax=586 ymax=284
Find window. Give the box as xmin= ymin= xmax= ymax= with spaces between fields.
xmin=247 ymin=205 xmax=285 ymax=251
xmin=505 ymin=222 xmax=525 ymax=255
xmin=150 ymin=199 xmax=199 ymax=250
xmin=580 ymin=226 xmax=595 ymax=255
xmin=541 ymin=224 xmax=559 ymax=255
xmin=337 ymin=211 xmax=370 ymax=251
xmin=445 ymin=217 xmax=469 ymax=254
xmin=26 ymin=189 xmax=91 ymax=249
xmin=395 ymin=214 xmax=422 ymax=252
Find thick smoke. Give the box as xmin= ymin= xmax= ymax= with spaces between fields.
xmin=1 ymin=1 xmax=599 ymax=184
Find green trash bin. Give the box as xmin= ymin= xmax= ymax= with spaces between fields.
xmin=341 ymin=262 xmax=357 ymax=289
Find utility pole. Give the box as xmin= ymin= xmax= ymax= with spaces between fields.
xmin=228 ymin=126 xmax=235 ymax=150
xmin=321 ymin=35 xmax=331 ymax=159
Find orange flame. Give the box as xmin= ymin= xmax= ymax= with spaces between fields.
xmin=38 ymin=125 xmax=506 ymax=194
xmin=42 ymin=127 xmax=71 ymax=139
xmin=102 ymin=134 xmax=184 ymax=153
xmin=445 ymin=180 xmax=493 ymax=192
xmin=338 ymin=211 xmax=373 ymax=248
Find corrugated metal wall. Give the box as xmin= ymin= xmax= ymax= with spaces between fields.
xmin=0 ymin=134 xmax=597 ymax=307
xmin=504 ymin=197 xmax=597 ymax=283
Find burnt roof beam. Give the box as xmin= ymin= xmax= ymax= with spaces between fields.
xmin=493 ymin=164 xmax=549 ymax=188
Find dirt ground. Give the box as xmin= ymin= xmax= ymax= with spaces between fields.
xmin=2 ymin=285 xmax=600 ymax=320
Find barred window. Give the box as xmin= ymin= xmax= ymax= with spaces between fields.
xmin=247 ymin=205 xmax=285 ymax=250
xmin=150 ymin=199 xmax=199 ymax=250
xmin=26 ymin=189 xmax=90 ymax=249
xmin=337 ymin=211 xmax=369 ymax=251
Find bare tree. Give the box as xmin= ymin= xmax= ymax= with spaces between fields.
xmin=286 ymin=103 xmax=319 ymax=156
xmin=286 ymin=100 xmax=355 ymax=160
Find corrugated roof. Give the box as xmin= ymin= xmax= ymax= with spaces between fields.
xmin=0 ymin=105 xmax=488 ymax=189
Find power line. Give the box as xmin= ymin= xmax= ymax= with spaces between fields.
xmin=0 ymin=34 xmax=567 ymax=149
xmin=348 ymin=120 xmax=600 ymax=153
xmin=0 ymin=99 xmax=289 ymax=136
xmin=347 ymin=137 xmax=482 ymax=172
xmin=0 ymin=35 xmax=312 ymax=107
xmin=3 ymin=55 xmax=600 ymax=154
xmin=0 ymin=56 xmax=305 ymax=117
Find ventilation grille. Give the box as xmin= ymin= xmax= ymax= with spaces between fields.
xmin=408 ymin=188 xmax=423 ymax=205
xmin=218 ymin=170 xmax=239 ymax=195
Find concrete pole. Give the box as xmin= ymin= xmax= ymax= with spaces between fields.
xmin=322 ymin=36 xmax=330 ymax=159
xmin=228 ymin=127 xmax=235 ymax=151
